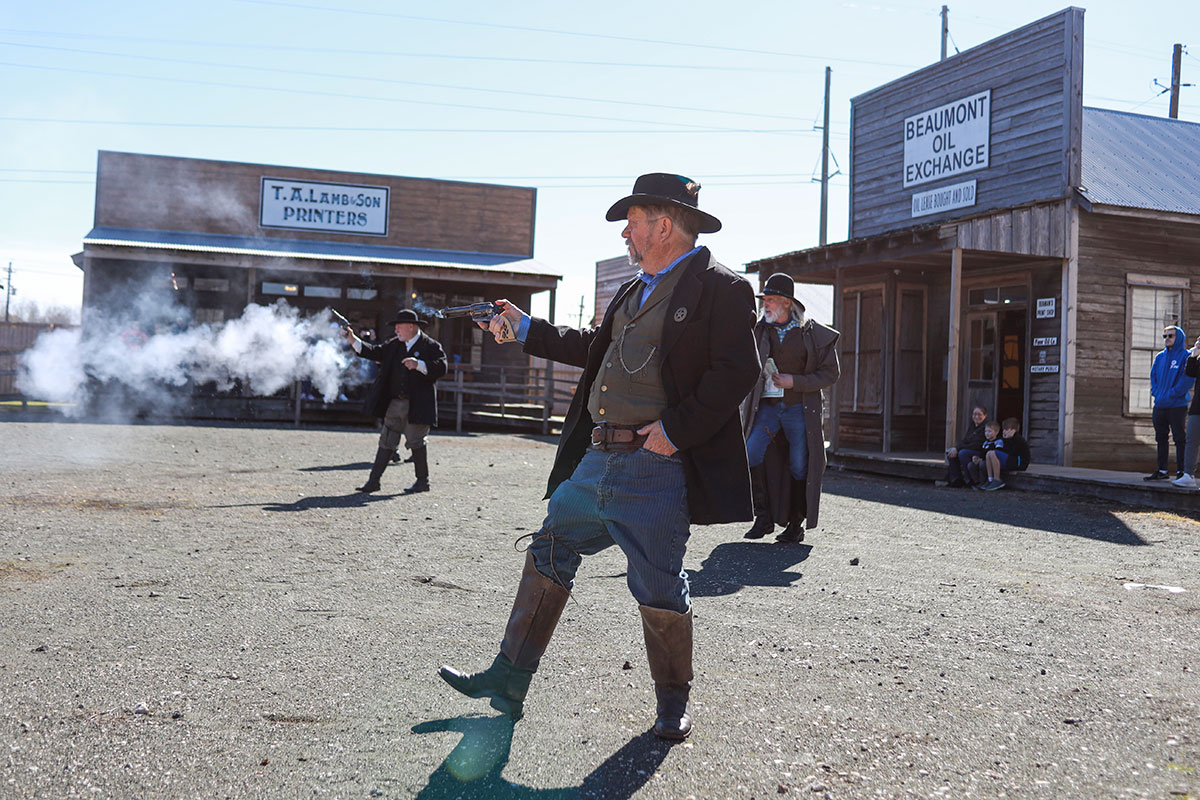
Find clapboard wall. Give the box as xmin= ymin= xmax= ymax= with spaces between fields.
xmin=1071 ymin=211 xmax=1200 ymax=470
xmin=850 ymin=7 xmax=1083 ymax=239
xmin=94 ymin=151 xmax=537 ymax=258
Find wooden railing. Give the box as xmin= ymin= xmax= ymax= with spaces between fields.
xmin=437 ymin=362 xmax=580 ymax=434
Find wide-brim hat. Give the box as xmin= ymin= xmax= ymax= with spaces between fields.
xmin=605 ymin=173 xmax=722 ymax=234
xmin=756 ymin=273 xmax=805 ymax=311
xmin=387 ymin=308 xmax=428 ymax=326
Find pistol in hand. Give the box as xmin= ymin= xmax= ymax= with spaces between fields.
xmin=436 ymin=302 xmax=516 ymax=343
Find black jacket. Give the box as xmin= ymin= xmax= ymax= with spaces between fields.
xmin=358 ymin=331 xmax=447 ymax=426
xmin=523 ymin=247 xmax=761 ymax=525
xmin=1187 ymin=353 xmax=1200 ymax=416
xmin=956 ymin=421 xmax=987 ymax=452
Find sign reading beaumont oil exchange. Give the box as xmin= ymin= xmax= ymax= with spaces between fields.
xmin=259 ymin=177 xmax=389 ymax=236
xmin=903 ymin=91 xmax=991 ymax=188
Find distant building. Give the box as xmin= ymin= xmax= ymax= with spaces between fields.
xmin=73 ymin=151 xmax=561 ymax=423
xmin=750 ymin=8 xmax=1199 ymax=470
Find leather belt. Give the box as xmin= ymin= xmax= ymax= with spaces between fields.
xmin=591 ymin=423 xmax=648 ymax=451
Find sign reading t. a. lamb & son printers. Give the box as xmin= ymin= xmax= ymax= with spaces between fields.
xmin=903 ymin=90 xmax=991 ymax=188
xmin=259 ymin=177 xmax=389 ymax=236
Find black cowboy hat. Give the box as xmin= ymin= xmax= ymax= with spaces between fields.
xmin=386 ymin=308 xmax=428 ymax=326
xmin=756 ymin=273 xmax=805 ymax=312
xmin=605 ymin=173 xmax=722 ymax=234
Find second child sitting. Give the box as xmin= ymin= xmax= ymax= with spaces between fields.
xmin=980 ymin=417 xmax=1031 ymax=491
xmin=969 ymin=421 xmax=1002 ymax=489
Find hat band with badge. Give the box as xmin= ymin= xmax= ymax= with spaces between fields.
xmin=605 ymin=173 xmax=722 ymax=234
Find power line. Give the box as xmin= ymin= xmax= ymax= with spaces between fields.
xmin=0 ymin=60 xmax=805 ymax=133
xmin=0 ymin=27 xmax=919 ymax=72
xmin=0 ymin=116 xmax=833 ymax=136
xmin=230 ymin=0 xmax=917 ymax=66
xmin=0 ymin=41 xmax=814 ymax=123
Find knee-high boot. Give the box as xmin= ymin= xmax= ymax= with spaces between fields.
xmin=743 ymin=466 xmax=774 ymax=540
xmin=640 ymin=605 xmax=693 ymax=740
xmin=776 ymin=478 xmax=807 ymax=543
xmin=356 ymin=447 xmax=393 ymax=493
xmin=439 ymin=552 xmax=568 ymax=720
xmin=404 ymin=446 xmax=430 ymax=493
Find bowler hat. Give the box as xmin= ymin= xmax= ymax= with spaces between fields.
xmin=387 ymin=308 xmax=428 ymax=326
xmin=605 ymin=173 xmax=722 ymax=233
xmin=757 ymin=273 xmax=805 ymax=311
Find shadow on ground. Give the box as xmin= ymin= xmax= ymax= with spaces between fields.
xmin=688 ymin=540 xmax=811 ymax=597
xmin=205 ymin=493 xmax=401 ymax=511
xmin=298 ymin=461 xmax=371 ymax=472
xmin=410 ymin=716 xmax=672 ymax=799
xmin=822 ymin=472 xmax=1148 ymax=546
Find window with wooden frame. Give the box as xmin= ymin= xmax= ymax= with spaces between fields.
xmin=840 ymin=285 xmax=883 ymax=413
xmin=1126 ymin=275 xmax=1188 ymax=415
xmin=893 ymin=285 xmax=927 ymax=415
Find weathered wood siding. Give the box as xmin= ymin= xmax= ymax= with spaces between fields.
xmin=94 ymin=151 xmax=536 ymax=258
xmin=1027 ymin=265 xmax=1063 ymax=464
xmin=850 ymin=8 xmax=1082 ymax=238
xmin=1072 ymin=211 xmax=1200 ymax=469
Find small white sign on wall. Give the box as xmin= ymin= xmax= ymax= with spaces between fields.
xmin=911 ymin=179 xmax=977 ymax=218
xmin=1030 ymin=365 xmax=1060 ymax=373
xmin=1032 ymin=337 xmax=1058 ymax=347
xmin=1036 ymin=298 xmax=1056 ymax=319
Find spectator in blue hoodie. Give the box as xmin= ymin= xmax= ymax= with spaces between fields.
xmin=1146 ymin=324 xmax=1191 ymax=481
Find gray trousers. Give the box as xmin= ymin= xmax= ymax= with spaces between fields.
xmin=378 ymin=397 xmax=430 ymax=451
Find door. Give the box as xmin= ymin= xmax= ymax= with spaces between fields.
xmin=995 ymin=308 xmax=1027 ymax=425
xmin=963 ymin=312 xmax=997 ymax=423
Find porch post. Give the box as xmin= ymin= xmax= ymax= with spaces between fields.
xmin=1059 ymin=206 xmax=1080 ymax=466
xmin=882 ymin=275 xmax=894 ymax=453
xmin=945 ymin=248 xmax=963 ymax=448
xmin=831 ymin=267 xmax=842 ymax=453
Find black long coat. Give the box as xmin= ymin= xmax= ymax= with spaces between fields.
xmin=358 ymin=331 xmax=447 ymax=426
xmin=523 ymin=247 xmax=761 ymax=525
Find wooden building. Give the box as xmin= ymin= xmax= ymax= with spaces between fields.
xmin=750 ymin=8 xmax=1199 ymax=470
xmin=72 ymin=151 xmax=561 ymax=422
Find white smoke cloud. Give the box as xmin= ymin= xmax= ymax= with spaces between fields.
xmin=17 ymin=300 xmax=361 ymax=416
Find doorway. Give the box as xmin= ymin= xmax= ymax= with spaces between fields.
xmin=962 ymin=308 xmax=1027 ymax=429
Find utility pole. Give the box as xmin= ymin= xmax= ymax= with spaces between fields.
xmin=941 ymin=6 xmax=949 ymax=61
xmin=578 ymin=294 xmax=585 ymax=328
xmin=820 ymin=66 xmax=831 ymax=247
xmin=1170 ymin=43 xmax=1183 ymax=119
xmin=4 ymin=262 xmax=11 ymax=323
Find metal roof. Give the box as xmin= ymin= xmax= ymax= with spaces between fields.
xmin=81 ymin=226 xmax=560 ymax=278
xmin=1080 ymin=107 xmax=1200 ymax=216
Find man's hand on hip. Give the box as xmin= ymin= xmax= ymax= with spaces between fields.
xmin=638 ymin=420 xmax=677 ymax=456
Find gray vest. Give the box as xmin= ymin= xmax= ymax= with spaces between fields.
xmin=588 ymin=265 xmax=687 ymax=424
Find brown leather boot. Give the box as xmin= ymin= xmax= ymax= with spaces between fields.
xmin=439 ymin=552 xmax=568 ymax=720
xmin=640 ymin=605 xmax=693 ymax=740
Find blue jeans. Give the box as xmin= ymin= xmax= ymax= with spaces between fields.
xmin=746 ymin=401 xmax=809 ymax=479
xmin=528 ymin=447 xmax=692 ymax=614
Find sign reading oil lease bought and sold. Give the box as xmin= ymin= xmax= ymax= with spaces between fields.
xmin=905 ymin=90 xmax=991 ymax=219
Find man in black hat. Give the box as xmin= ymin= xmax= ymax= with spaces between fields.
xmin=343 ymin=308 xmax=447 ymax=494
xmin=740 ymin=273 xmax=840 ymax=543
xmin=437 ymin=173 xmax=760 ymax=740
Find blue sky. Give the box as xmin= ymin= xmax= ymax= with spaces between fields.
xmin=2 ymin=0 xmax=1197 ymax=324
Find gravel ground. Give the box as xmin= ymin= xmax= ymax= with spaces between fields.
xmin=1 ymin=420 xmax=1198 ymax=800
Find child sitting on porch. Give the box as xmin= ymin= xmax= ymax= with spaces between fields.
xmin=969 ymin=421 xmax=1002 ymax=488
xmin=981 ymin=417 xmax=1031 ymax=491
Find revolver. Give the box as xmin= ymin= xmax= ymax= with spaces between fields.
xmin=436 ymin=302 xmax=516 ymax=343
